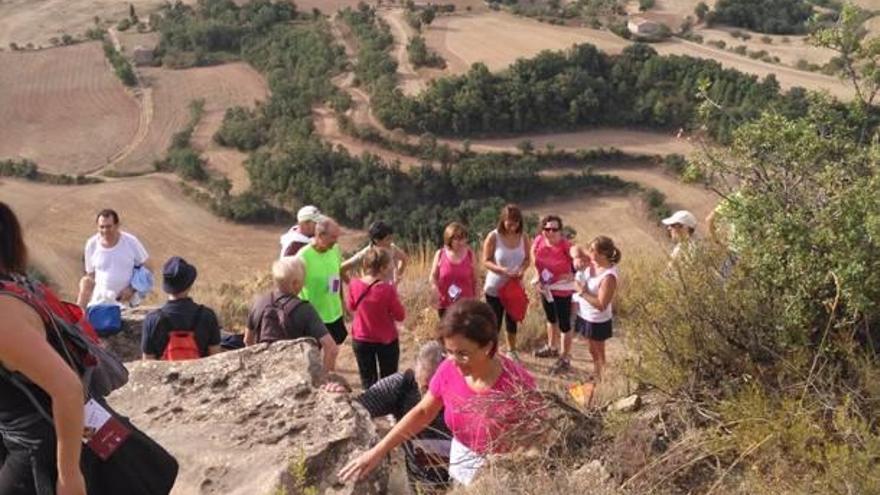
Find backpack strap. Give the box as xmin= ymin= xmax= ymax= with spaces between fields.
xmin=353 ymin=280 xmax=381 ymax=310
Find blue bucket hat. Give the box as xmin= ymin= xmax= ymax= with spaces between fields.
xmin=162 ymin=256 xmax=197 ymax=294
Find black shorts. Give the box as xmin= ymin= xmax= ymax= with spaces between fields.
xmin=541 ymin=295 xmax=573 ymax=333
xmin=325 ymin=317 xmax=348 ymax=345
xmin=575 ymin=317 xmax=613 ymax=341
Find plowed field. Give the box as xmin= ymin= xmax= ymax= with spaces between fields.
xmin=0 ymin=42 xmax=139 ymax=174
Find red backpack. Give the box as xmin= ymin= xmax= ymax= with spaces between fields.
xmin=0 ymin=274 xmax=127 ymax=397
xmin=158 ymin=306 xmax=203 ymax=361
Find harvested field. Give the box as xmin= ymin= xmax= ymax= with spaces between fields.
xmin=113 ymin=62 xmax=268 ymax=175
xmin=0 ymin=176 xmax=363 ymax=301
xmin=0 ymin=0 xmax=180 ymax=48
xmin=425 ymin=11 xmax=629 ymax=73
xmin=0 ymin=42 xmax=139 ymax=174
xmin=452 ymin=128 xmax=696 ymax=157
xmin=425 ymin=11 xmax=854 ymax=100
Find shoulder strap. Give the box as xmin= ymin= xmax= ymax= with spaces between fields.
xmin=353 ymin=280 xmax=381 ymax=310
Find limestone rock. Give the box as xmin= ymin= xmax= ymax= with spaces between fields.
xmin=100 ymin=306 xmax=151 ymax=362
xmin=108 ymin=339 xmax=387 ymax=495
xmin=608 ymin=394 xmax=642 ymax=413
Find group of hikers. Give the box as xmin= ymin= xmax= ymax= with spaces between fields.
xmin=0 ymin=198 xmax=704 ymax=494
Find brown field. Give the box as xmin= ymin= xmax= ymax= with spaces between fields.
xmin=112 ymin=62 xmax=269 ymax=175
xmin=425 ymin=11 xmax=630 ymax=73
xmin=0 ymin=0 xmax=180 ymax=48
xmin=0 ymin=176 xmax=363 ymax=301
xmin=0 ymin=42 xmax=139 ymax=174
xmin=424 ymin=11 xmax=854 ymax=100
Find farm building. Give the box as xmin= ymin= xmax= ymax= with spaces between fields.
xmin=132 ymin=46 xmax=154 ymax=66
xmin=627 ymin=18 xmax=661 ymax=37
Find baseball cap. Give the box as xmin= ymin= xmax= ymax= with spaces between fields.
xmin=297 ymin=205 xmax=321 ymax=223
xmin=662 ymin=210 xmax=698 ymax=229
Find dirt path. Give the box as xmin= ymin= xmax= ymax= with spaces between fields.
xmin=452 ymin=128 xmax=696 ymax=156
xmin=382 ymin=9 xmax=428 ymax=96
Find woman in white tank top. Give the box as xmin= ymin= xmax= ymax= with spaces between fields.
xmin=481 ymin=204 xmax=531 ymax=361
xmin=573 ymin=236 xmax=621 ymax=382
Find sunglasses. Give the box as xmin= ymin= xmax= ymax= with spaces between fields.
xmin=543 ymin=226 xmax=560 ymax=232
xmin=667 ymin=223 xmax=683 ymax=229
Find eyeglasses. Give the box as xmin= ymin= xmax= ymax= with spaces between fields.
xmin=445 ymin=349 xmax=472 ymax=363
xmin=543 ymin=227 xmax=560 ymax=232
xmin=667 ymin=223 xmax=683 ymax=229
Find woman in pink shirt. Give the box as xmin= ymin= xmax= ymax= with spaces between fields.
xmin=531 ymin=215 xmax=577 ymax=375
xmin=430 ymin=222 xmax=479 ymax=318
xmin=347 ymin=248 xmax=406 ymax=389
xmin=339 ymin=299 xmax=539 ymax=486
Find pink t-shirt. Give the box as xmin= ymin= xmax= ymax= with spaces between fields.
xmin=436 ymin=248 xmax=476 ymax=309
xmin=346 ymin=278 xmax=405 ymax=344
xmin=428 ymin=356 xmax=537 ymax=454
xmin=533 ymin=235 xmax=574 ymax=296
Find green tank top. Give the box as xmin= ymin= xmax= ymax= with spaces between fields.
xmin=298 ymin=244 xmax=343 ymax=323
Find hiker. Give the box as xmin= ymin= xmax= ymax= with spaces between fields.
xmin=0 ymin=202 xmax=88 ymax=495
xmin=245 ymin=257 xmax=338 ymax=372
xmin=482 ymin=204 xmax=531 ymax=361
xmin=340 ymin=300 xmax=538 ymax=486
xmin=573 ymin=236 xmax=621 ymax=382
xmin=295 ymin=216 xmax=348 ymax=345
xmin=531 ymin=215 xmax=577 ymax=375
xmin=430 ymin=222 xmax=479 ymax=319
xmin=279 ymin=205 xmax=321 ymax=258
xmin=662 ymin=210 xmax=698 ymax=261
xmin=356 ymin=341 xmax=452 ymax=493
xmin=76 ymin=208 xmax=149 ymax=308
xmin=348 ymin=247 xmax=406 ymax=389
xmin=341 ymin=221 xmax=408 ymax=285
xmin=141 ymin=257 xmax=222 ymax=360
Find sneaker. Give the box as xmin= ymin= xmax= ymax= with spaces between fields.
xmin=549 ymin=358 xmax=571 ymax=375
xmin=533 ymin=345 xmax=560 ymax=358
xmin=506 ymin=350 xmax=521 ymax=362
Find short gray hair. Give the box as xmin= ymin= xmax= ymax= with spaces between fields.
xmin=416 ymin=341 xmax=445 ymax=375
xmin=272 ymin=257 xmax=304 ymax=292
xmin=314 ymin=216 xmax=338 ymax=236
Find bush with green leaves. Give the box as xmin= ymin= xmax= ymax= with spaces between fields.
xmin=625 ymin=108 xmax=880 ymax=491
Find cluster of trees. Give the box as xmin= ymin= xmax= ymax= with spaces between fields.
xmin=152 ymin=0 xmax=297 ymax=67
xmin=155 ymin=99 xmax=208 ymax=182
xmin=706 ymin=0 xmax=814 ymax=34
xmin=155 ymin=1 xmax=658 ymax=241
xmin=0 ymin=159 xmax=101 ymax=185
xmin=406 ymin=36 xmax=444 ymax=68
xmin=102 ymin=40 xmax=137 ymax=86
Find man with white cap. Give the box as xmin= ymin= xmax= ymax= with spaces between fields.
xmin=280 ymin=205 xmax=321 ymax=258
xmin=661 ymin=210 xmax=698 ymax=260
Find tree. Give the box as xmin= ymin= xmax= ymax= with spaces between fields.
xmin=694 ymin=2 xmax=709 ymax=21
xmin=811 ymin=5 xmax=880 ymax=111
xmin=420 ymin=7 xmax=435 ymax=26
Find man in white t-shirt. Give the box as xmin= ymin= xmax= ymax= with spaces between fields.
xmin=76 ymin=209 xmax=149 ymax=308
xmin=279 ymin=205 xmax=321 ymax=258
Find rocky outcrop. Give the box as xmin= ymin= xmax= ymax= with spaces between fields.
xmin=101 ymin=306 xmax=151 ymax=362
xmin=108 ymin=339 xmax=387 ymax=495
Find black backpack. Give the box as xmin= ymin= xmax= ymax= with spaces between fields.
xmin=257 ymin=294 xmax=304 ymax=343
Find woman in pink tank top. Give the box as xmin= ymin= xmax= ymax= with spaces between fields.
xmin=430 ymin=222 xmax=478 ymax=318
